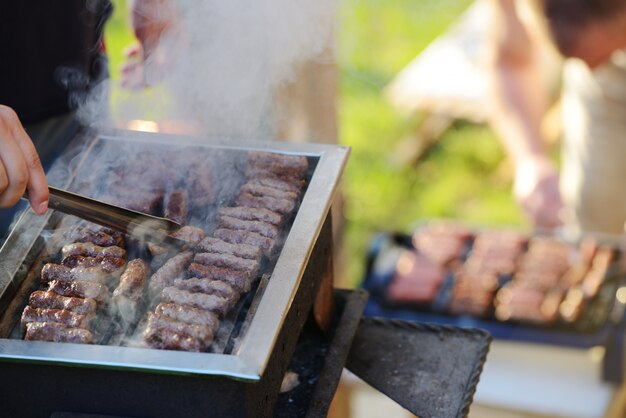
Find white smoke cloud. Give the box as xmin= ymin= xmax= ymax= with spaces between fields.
xmin=116 ymin=0 xmax=337 ymax=139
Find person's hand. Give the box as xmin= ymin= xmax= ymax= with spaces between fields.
xmin=0 ymin=105 xmax=48 ymax=214
xmin=513 ymin=154 xmax=563 ymax=230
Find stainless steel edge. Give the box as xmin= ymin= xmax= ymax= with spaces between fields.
xmin=236 ymin=143 xmax=350 ymax=376
xmin=0 ymin=130 xmax=350 ymax=380
xmin=0 ymin=338 xmax=255 ymax=380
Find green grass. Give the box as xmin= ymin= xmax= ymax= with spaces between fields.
xmin=104 ymin=0 xmax=526 ymax=288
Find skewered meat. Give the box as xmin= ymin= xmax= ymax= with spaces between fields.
xmin=145 ymin=312 xmax=214 ymax=347
xmin=24 ymin=321 xmax=93 ymax=344
xmin=213 ymin=228 xmax=275 ymax=254
xmin=142 ymin=325 xmax=204 ymax=352
xmin=41 ymin=263 xmax=109 ymax=285
xmin=21 ymin=306 xmax=91 ymax=329
xmin=47 ymin=280 xmax=109 ymax=306
xmin=173 ymin=277 xmax=238 ymax=306
xmin=235 ymin=192 xmax=295 ymax=215
xmin=240 ymin=183 xmax=298 ymax=201
xmin=66 ymin=225 xmax=125 ymax=248
xmin=160 ymin=287 xmax=229 ymax=317
xmin=194 ymin=252 xmax=259 ymax=276
xmin=219 ymin=206 xmax=283 ymax=227
xmin=61 ymin=242 xmax=126 ymax=260
xmin=218 ymin=216 xmax=279 ymax=239
xmin=28 ymin=290 xmax=97 ymax=315
xmin=188 ymin=263 xmax=252 ymax=293
xmin=61 ymin=254 xmax=126 ymax=274
xmin=195 ymin=237 xmax=262 ymax=261
xmin=155 ymin=303 xmax=220 ymax=331
xmin=148 ymin=251 xmax=194 ymax=297
xmin=164 ymin=188 xmax=189 ymax=225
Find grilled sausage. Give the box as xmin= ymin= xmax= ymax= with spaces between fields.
xmin=160 ymin=287 xmax=229 ymax=317
xmin=148 ymin=251 xmax=194 ymax=298
xmin=193 ymin=252 xmax=259 ymax=276
xmin=61 ymin=254 xmax=126 ymax=274
xmin=235 ymin=192 xmax=295 ymax=215
xmin=41 ymin=263 xmax=109 ymax=285
xmin=155 ymin=303 xmax=220 ymax=331
xmin=187 ymin=263 xmax=251 ymax=293
xmin=219 ymin=206 xmax=283 ymax=227
xmin=28 ymin=290 xmax=97 ymax=315
xmin=218 ymin=216 xmax=279 ymax=239
xmin=142 ymin=325 xmax=204 ymax=352
xmin=145 ymin=312 xmax=213 ymax=347
xmin=21 ymin=306 xmax=91 ymax=329
xmin=61 ymin=242 xmax=126 ymax=260
xmin=25 ymin=321 xmax=94 ymax=344
xmin=47 ymin=280 xmax=109 ymax=306
xmin=213 ymin=228 xmax=275 ymax=254
xmin=195 ymin=237 xmax=262 ymax=261
xmin=173 ymin=277 xmax=239 ymax=306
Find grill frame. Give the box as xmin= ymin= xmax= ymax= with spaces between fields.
xmin=0 ymin=129 xmax=349 ymax=382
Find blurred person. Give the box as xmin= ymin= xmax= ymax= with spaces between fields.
xmin=0 ymin=0 xmax=173 ymax=245
xmin=487 ymin=0 xmax=626 ymax=241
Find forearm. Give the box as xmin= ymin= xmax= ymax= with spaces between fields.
xmin=486 ymin=0 xmax=551 ymax=167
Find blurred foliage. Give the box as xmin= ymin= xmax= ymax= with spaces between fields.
xmin=103 ymin=0 xmax=525 ymax=288
xmin=337 ymin=0 xmax=525 ymax=286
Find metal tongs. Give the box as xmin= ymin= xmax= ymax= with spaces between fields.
xmin=37 ymin=186 xmax=188 ymax=251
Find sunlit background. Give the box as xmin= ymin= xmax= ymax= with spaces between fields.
xmin=104 ymin=0 xmax=525 ymax=288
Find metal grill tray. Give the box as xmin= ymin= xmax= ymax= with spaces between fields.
xmin=346 ymin=318 xmax=491 ymax=418
xmin=0 ymin=129 xmax=349 ymax=381
xmin=364 ymin=231 xmax=626 ymax=336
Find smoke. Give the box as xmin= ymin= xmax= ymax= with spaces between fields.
xmin=111 ymin=0 xmax=337 ymax=139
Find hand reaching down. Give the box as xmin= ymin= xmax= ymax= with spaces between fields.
xmin=514 ymin=155 xmax=564 ymax=230
xmin=0 ymin=105 xmax=48 ymax=214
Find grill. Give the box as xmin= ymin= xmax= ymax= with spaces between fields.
xmin=0 ymin=129 xmax=349 ymax=417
